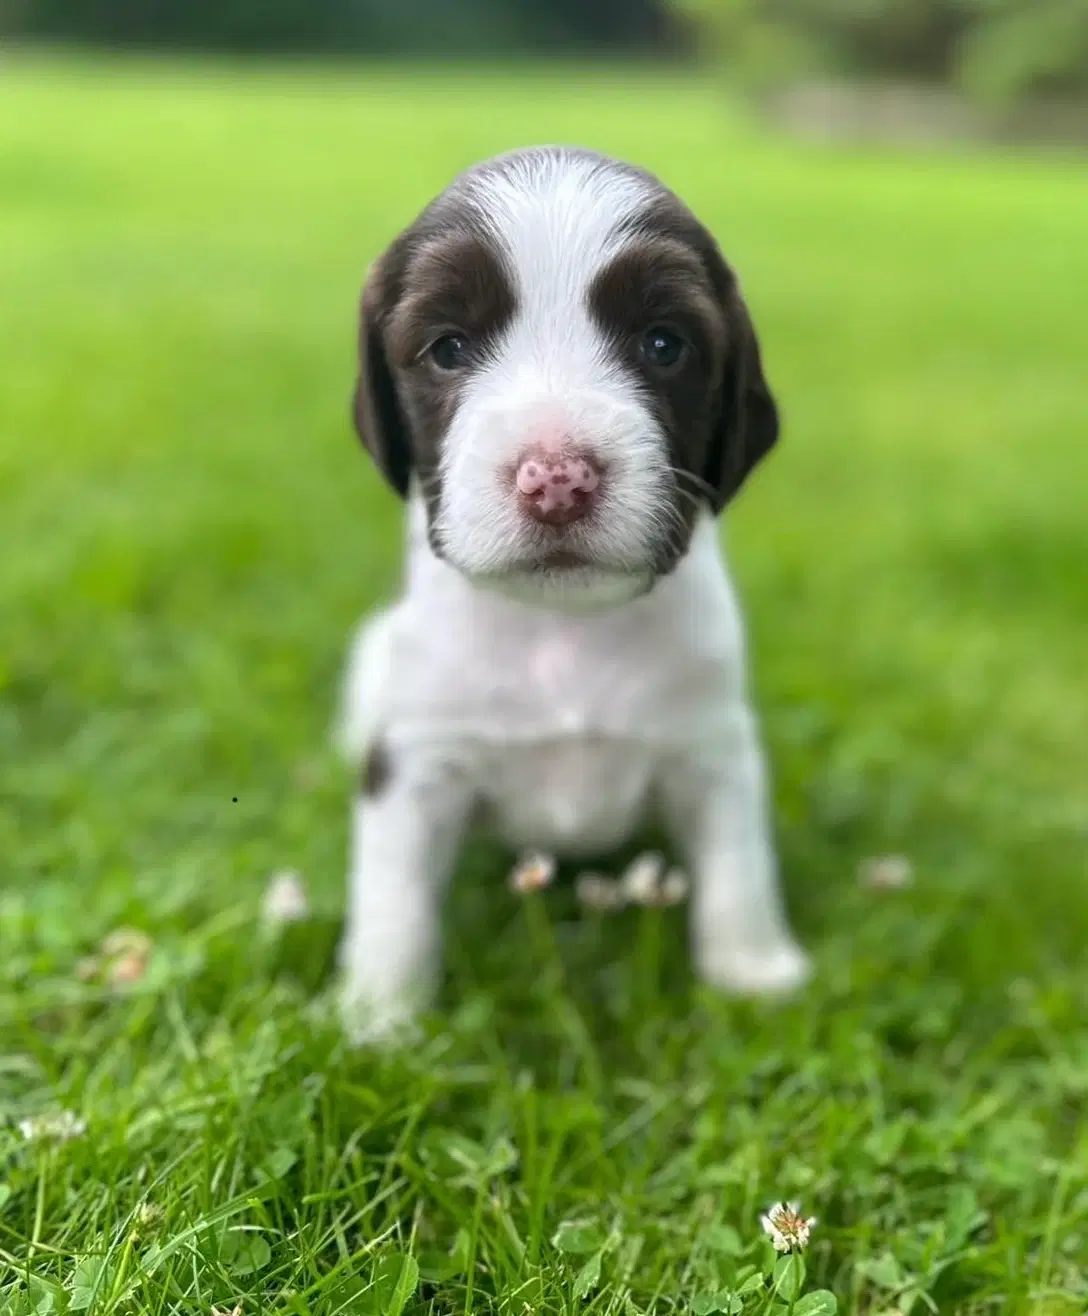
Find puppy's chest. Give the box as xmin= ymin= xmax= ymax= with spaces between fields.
xmin=404 ymin=616 xmax=677 ymax=740
xmin=474 ymin=633 xmax=659 ymax=853
xmin=518 ymin=631 xmax=637 ymax=731
xmin=475 ymin=734 xmax=657 ymax=857
xmin=386 ymin=593 xmax=731 ymax=851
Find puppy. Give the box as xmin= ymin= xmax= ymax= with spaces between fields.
xmin=337 ymin=146 xmax=810 ymax=1041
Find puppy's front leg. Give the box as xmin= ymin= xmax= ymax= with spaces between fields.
xmin=661 ymin=709 xmax=811 ymax=996
xmin=339 ymin=750 xmax=473 ymax=1043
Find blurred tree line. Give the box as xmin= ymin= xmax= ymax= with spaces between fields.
xmin=5 ymin=0 xmax=1084 ymax=108
xmin=3 ymin=0 xmax=684 ymax=55
xmin=677 ymin=0 xmax=1088 ymax=106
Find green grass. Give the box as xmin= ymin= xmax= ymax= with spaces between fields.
xmin=2 ymin=51 xmax=1088 ymax=1315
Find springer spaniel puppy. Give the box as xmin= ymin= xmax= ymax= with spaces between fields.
xmin=337 ymin=146 xmax=810 ymax=1041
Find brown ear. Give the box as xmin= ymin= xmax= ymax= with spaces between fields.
xmin=703 ymin=287 xmax=780 ymax=515
xmin=352 ymin=258 xmax=412 ymax=499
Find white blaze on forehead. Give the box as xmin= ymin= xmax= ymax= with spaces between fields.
xmin=468 ymin=150 xmax=657 ymax=362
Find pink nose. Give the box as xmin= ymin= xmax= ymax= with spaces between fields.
xmin=515 ymin=447 xmax=602 ymax=526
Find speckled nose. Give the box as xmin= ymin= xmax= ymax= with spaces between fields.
xmin=515 ymin=446 xmax=602 ymax=526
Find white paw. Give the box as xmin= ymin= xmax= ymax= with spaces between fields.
xmin=697 ymin=941 xmax=812 ymax=998
xmin=339 ymin=979 xmax=422 ymax=1048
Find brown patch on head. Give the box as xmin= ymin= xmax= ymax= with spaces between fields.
xmin=589 ymin=233 xmax=727 ymax=513
xmin=386 ymin=234 xmax=516 ymax=368
xmin=360 ymin=740 xmax=392 ymax=797
xmin=588 ymin=191 xmax=779 ymax=571
xmin=352 ymin=198 xmax=517 ymax=547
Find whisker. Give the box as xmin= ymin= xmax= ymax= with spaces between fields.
xmin=670 ymin=485 xmax=704 ymax=516
xmin=648 ymin=500 xmax=690 ymax=552
xmin=669 ymin=466 xmax=717 ymax=502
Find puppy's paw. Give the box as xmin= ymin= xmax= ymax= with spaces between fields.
xmin=339 ymin=979 xmax=422 ymax=1049
xmin=697 ymin=940 xmax=812 ymax=999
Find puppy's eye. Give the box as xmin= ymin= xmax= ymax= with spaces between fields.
xmin=640 ymin=326 xmax=687 ymax=371
xmin=428 ymin=333 xmax=472 ymax=371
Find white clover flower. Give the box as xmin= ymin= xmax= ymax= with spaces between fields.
xmin=760 ymin=1201 xmax=816 ymax=1253
xmin=132 ymin=1201 xmax=164 ymax=1235
xmin=652 ymin=867 xmax=690 ymax=907
xmin=858 ymin=854 xmax=914 ymax=891
xmin=101 ymin=928 xmax=153 ymax=959
xmin=18 ymin=1110 xmax=86 ymax=1144
xmin=108 ymin=950 xmax=150 ymax=987
xmin=574 ymin=872 xmax=626 ymax=912
xmin=261 ymin=870 xmax=310 ymax=925
xmin=508 ymin=852 xmax=556 ymax=895
xmin=78 ymin=927 xmax=154 ymax=988
xmin=618 ymin=852 xmax=666 ymax=905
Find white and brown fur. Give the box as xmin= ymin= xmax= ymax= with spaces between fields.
xmin=338 ymin=146 xmax=810 ymax=1041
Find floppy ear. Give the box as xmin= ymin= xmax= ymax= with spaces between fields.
xmin=352 ymin=258 xmax=413 ymax=499
xmin=703 ymin=286 xmax=780 ymax=515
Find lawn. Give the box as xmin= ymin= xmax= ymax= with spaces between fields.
xmin=1 ymin=52 xmax=1087 ymax=1315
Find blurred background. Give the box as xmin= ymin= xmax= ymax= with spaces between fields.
xmin=4 ymin=0 xmax=1088 ymax=122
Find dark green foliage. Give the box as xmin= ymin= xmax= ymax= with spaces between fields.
xmin=675 ymin=0 xmax=1088 ymax=104
xmin=7 ymin=0 xmax=679 ymax=53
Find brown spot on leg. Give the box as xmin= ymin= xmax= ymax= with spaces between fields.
xmin=361 ymin=741 xmax=392 ymax=797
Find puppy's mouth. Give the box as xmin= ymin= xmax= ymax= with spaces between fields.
xmin=534 ymin=549 xmax=594 ymax=571
xmin=502 ymin=529 xmax=655 ymax=582
xmin=450 ymin=532 xmax=658 ymax=611
xmin=512 ymin=547 xmax=634 ymax=581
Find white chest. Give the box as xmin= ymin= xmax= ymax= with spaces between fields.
xmin=475 ymin=734 xmax=658 ymax=857
xmin=448 ymin=628 xmax=661 ymax=855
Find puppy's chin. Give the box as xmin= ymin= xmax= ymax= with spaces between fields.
xmin=469 ymin=562 xmax=655 ymax=613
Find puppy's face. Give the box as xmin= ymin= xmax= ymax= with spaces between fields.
xmin=355 ymin=147 xmax=779 ymax=610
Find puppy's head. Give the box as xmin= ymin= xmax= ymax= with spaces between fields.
xmin=354 ymin=147 xmax=778 ymax=610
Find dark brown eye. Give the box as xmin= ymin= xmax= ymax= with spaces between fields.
xmin=640 ymin=326 xmax=687 ymax=370
xmin=428 ymin=333 xmax=472 ymax=371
